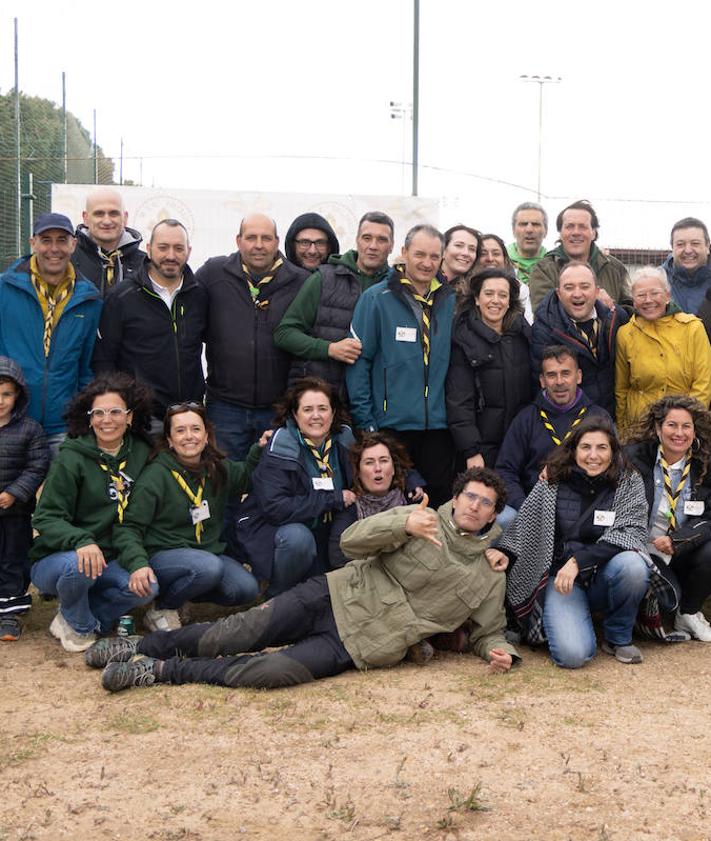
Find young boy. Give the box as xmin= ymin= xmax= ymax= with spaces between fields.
xmin=0 ymin=357 xmax=49 ymax=641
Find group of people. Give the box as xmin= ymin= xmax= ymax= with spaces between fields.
xmin=1 ymin=187 xmax=711 ymax=697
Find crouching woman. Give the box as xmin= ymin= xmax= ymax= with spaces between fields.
xmin=499 ymin=418 xmax=651 ymax=667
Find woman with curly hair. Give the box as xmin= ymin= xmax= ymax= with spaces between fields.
xmin=446 ymin=267 xmax=532 ymax=470
xmin=624 ymin=395 xmax=711 ymax=641
xmin=30 ymin=373 xmax=156 ymax=652
xmin=499 ymin=417 xmax=652 ymax=667
xmin=109 ymin=402 xmax=262 ymax=633
xmin=233 ymin=377 xmax=357 ymax=598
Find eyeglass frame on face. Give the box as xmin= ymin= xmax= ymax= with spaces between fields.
xmin=458 ymin=489 xmax=496 ymax=510
xmin=294 ymin=237 xmax=329 ymax=251
xmin=86 ymin=407 xmax=132 ymax=419
xmin=632 ymin=288 xmax=666 ymax=302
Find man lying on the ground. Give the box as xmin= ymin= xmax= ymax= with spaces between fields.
xmin=86 ymin=467 xmax=520 ymax=691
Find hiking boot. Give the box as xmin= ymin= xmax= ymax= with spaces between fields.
xmin=143 ymin=605 xmax=181 ymax=632
xmin=84 ymin=635 xmax=141 ymax=668
xmin=601 ymin=640 xmax=643 ymax=664
xmin=0 ymin=616 xmax=22 ymax=641
xmin=674 ymin=610 xmax=711 ymax=642
xmin=49 ymin=611 xmax=96 ymax=653
xmin=405 ymin=640 xmax=434 ymax=665
xmin=102 ymin=657 xmax=158 ymax=693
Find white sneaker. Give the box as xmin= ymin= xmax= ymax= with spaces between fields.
xmin=49 ymin=611 xmax=97 ymax=653
xmin=674 ymin=610 xmax=711 ymax=642
xmin=143 ymin=605 xmax=182 ymax=633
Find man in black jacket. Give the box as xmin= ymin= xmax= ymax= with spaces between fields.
xmin=92 ymin=219 xmax=206 ymax=432
xmin=72 ymin=188 xmax=145 ymax=296
xmin=531 ymin=261 xmax=628 ymax=416
xmin=196 ymin=213 xmax=308 ymax=459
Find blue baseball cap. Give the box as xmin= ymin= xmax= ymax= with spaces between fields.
xmin=32 ymin=212 xmax=75 ymax=237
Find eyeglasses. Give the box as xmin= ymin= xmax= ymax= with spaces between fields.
xmin=459 ymin=490 xmax=496 ymax=510
xmin=632 ymin=290 xmax=666 ymax=301
xmin=87 ymin=407 xmax=131 ymax=419
xmin=167 ymin=401 xmax=204 ymax=413
xmin=294 ymin=238 xmax=329 ymax=251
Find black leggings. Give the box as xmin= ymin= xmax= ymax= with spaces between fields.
xmin=672 ymin=541 xmax=711 ymax=614
xmin=137 ymin=575 xmax=354 ymax=688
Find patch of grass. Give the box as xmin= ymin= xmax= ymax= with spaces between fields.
xmin=108 ymin=709 xmax=160 ymax=734
xmin=447 ymin=782 xmax=490 ymax=813
xmin=0 ymin=732 xmax=54 ymax=768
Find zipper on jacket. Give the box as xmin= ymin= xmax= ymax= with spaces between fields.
xmin=253 ymin=308 xmax=259 ymax=407
xmin=142 ymin=287 xmax=183 ymax=400
xmin=383 ymin=368 xmax=388 ymax=414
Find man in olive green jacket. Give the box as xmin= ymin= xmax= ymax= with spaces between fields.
xmin=89 ymin=468 xmax=520 ymax=691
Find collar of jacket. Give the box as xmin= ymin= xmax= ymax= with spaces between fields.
xmin=329 ymin=249 xmax=390 ymax=283
xmin=663 ymin=254 xmax=711 ymax=288
xmin=437 ymin=499 xmax=501 ymax=546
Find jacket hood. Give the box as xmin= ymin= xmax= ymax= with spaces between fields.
xmin=284 ymin=213 xmax=340 ymax=266
xmin=0 ymin=355 xmax=29 ymax=418
xmin=75 ymin=224 xmax=143 ymax=254
xmin=60 ymin=432 xmax=139 ymax=461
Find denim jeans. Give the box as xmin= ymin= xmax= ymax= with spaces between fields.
xmin=45 ymin=432 xmax=66 ymax=461
xmin=206 ymin=399 xmax=274 ymax=461
xmin=149 ymin=549 xmax=258 ymax=609
xmin=542 ymin=550 xmax=650 ymax=669
xmin=267 ymin=524 xmax=317 ymax=598
xmin=31 ymin=552 xmax=157 ymax=634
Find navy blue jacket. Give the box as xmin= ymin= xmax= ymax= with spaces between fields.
xmin=531 ymin=291 xmax=627 ymax=416
xmin=233 ymin=424 xmax=354 ymax=581
xmin=663 ymin=254 xmax=711 ymax=316
xmin=0 ymin=258 xmax=102 ymax=434
xmin=495 ymin=390 xmax=611 ymax=510
xmin=0 ymin=357 xmax=49 ymax=516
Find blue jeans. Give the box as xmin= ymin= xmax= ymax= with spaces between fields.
xmin=267 ymin=524 xmax=317 ymax=598
xmin=542 ymin=551 xmax=650 ymax=669
xmin=31 ymin=552 xmax=157 ymax=634
xmin=149 ymin=549 xmax=258 ymax=609
xmin=45 ymin=432 xmax=66 ymax=461
xmin=206 ymin=399 xmax=273 ymax=461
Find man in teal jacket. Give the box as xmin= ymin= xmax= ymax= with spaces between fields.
xmin=346 ymin=224 xmax=455 ymax=507
xmin=0 ymin=213 xmax=102 ymax=455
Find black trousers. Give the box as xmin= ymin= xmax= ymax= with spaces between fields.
xmin=383 ymin=428 xmax=455 ymax=509
xmin=672 ymin=541 xmax=711 ymax=614
xmin=138 ymin=575 xmax=354 ymax=688
xmin=0 ymin=514 xmax=33 ymax=616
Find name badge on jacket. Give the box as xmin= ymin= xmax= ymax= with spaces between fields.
xmin=191 ymin=500 xmax=211 ymax=525
xmin=684 ymin=500 xmax=704 ymax=516
xmin=395 ymin=326 xmax=417 ymax=342
xmin=593 ymin=510 xmax=616 ymax=527
xmin=312 ymin=477 xmax=334 ymax=490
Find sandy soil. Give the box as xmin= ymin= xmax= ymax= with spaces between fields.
xmin=2 ymin=597 xmax=711 ymax=841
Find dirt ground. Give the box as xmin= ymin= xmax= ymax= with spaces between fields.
xmin=2 ymin=596 xmax=711 ymax=841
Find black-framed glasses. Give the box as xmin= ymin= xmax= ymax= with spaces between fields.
xmin=87 ymin=407 xmax=131 ymax=419
xmin=294 ymin=238 xmax=329 ymax=251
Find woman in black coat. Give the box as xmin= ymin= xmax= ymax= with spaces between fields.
xmin=446 ymin=267 xmax=532 ymax=468
xmin=624 ymin=394 xmax=711 ymax=642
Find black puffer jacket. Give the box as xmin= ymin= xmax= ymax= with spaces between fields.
xmin=196 ymin=252 xmax=307 ymax=408
xmin=625 ymin=439 xmax=711 ymax=557
xmin=446 ymin=310 xmax=532 ymax=465
xmin=72 ymin=225 xmax=145 ymax=296
xmin=284 ymin=213 xmax=340 ymax=266
xmin=0 ymin=357 xmax=49 ymax=516
xmin=92 ymin=259 xmax=207 ymax=418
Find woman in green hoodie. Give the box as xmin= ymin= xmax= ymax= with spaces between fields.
xmin=30 ymin=373 xmax=156 ymax=653
xmin=111 ymin=403 xmax=261 ymax=633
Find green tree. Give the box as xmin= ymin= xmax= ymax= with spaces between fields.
xmin=0 ymin=90 xmax=114 ymax=269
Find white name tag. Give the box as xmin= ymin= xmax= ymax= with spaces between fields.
xmin=190 ymin=500 xmax=211 ymax=525
xmin=312 ymin=477 xmax=334 ymax=490
xmin=594 ymin=510 xmax=616 ymax=527
xmin=684 ymin=500 xmax=704 ymax=516
xmin=395 ymin=326 xmax=417 ymax=342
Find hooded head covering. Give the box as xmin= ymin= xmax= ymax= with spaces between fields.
xmin=284 ymin=212 xmax=340 ymax=267
xmin=0 ymin=356 xmax=29 ymax=419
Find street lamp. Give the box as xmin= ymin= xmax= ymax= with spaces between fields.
xmin=519 ymin=74 xmax=561 ymax=201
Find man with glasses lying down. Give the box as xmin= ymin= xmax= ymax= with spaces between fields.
xmin=86 ymin=467 xmax=521 ymax=691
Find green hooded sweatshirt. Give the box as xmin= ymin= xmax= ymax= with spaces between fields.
xmin=31 ymin=433 xmax=152 ymax=561
xmin=112 ymin=445 xmax=261 ymax=574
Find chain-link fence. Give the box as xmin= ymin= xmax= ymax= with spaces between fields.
xmin=0 ymin=90 xmax=113 ymax=270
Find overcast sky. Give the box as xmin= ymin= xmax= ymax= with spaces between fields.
xmin=2 ymin=0 xmax=710 ymax=249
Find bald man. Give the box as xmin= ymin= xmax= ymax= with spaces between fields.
xmin=72 ymin=187 xmax=145 ymax=296
xmin=196 ymin=213 xmax=308 ymax=459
